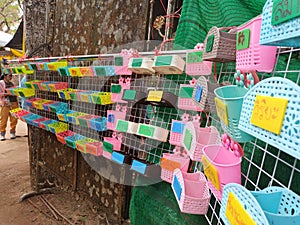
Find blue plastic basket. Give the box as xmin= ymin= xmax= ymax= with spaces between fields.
xmin=238 ymin=77 xmax=300 ymax=160
xmin=260 ymin=0 xmax=300 ymax=47
xmin=220 ymin=184 xmax=269 ymax=225
xmin=214 ymin=85 xmax=254 ymax=142
xmin=89 ymin=117 xmax=107 ymax=132
xmin=251 ymin=187 xmax=300 ymax=225
xmin=65 ymin=134 xmax=85 ymax=149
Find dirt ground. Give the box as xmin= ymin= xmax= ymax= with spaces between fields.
xmin=0 ymin=121 xmax=107 ymax=225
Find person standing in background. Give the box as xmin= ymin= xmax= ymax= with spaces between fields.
xmin=0 ymin=73 xmax=19 ymax=141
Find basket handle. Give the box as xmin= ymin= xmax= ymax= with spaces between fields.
xmin=222 ymin=133 xmax=244 ymax=157
xmin=219 ymin=26 xmax=237 ymax=33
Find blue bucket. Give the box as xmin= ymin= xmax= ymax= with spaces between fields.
xmin=214 ymin=85 xmax=254 ymax=142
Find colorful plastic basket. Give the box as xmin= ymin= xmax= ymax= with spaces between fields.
xmin=181 ymin=122 xmax=221 ymax=162
xmin=260 ymin=0 xmax=300 ymax=47
xmin=236 ymin=15 xmax=277 ymax=72
xmin=214 ymin=85 xmax=254 ymax=143
xmin=65 ymin=134 xmax=85 ymax=149
xmin=90 ymin=92 xmax=113 ymax=105
xmin=86 ymin=141 xmax=103 ymax=156
xmin=220 ymin=184 xmax=269 ymax=225
xmin=89 ymin=117 xmax=107 ymax=132
xmin=185 ymin=50 xmax=212 ymax=76
xmin=171 ymin=169 xmax=210 ymax=215
xmin=56 ymin=130 xmax=75 ymax=144
xmin=107 ymin=109 xmax=126 ymax=131
xmin=178 ymin=84 xmax=203 ymax=111
xmin=92 ymin=66 xmax=116 ymax=76
xmin=160 ymin=153 xmax=190 ymax=183
xmin=152 ymin=55 xmax=186 ymax=74
xmin=251 ymin=187 xmax=300 ymax=225
xmin=203 ymin=26 xmax=236 ymax=62
xmin=238 ymin=77 xmax=300 ymax=160
xmin=202 ymin=144 xmax=242 ymax=200
xmin=169 ymin=120 xmax=187 ymax=146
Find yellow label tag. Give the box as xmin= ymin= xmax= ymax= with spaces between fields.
xmin=68 ymin=68 xmax=82 ymax=77
xmin=147 ymin=91 xmax=163 ymax=102
xmin=225 ymin=192 xmax=257 ymax=225
xmin=215 ymin=97 xmax=228 ymax=125
xmin=202 ymin=155 xmax=220 ymax=190
xmin=250 ymin=95 xmax=288 ymax=135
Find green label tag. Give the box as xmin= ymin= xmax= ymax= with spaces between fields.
xmin=187 ymin=51 xmax=203 ymax=63
xmin=123 ymin=90 xmax=136 ymax=100
xmin=59 ymin=68 xmax=68 ymax=76
xmin=236 ymin=29 xmax=250 ymax=50
xmin=103 ymin=141 xmax=113 ymax=153
xmin=115 ymin=56 xmax=124 ymax=66
xmin=138 ymin=124 xmax=155 ymax=137
xmin=272 ymin=0 xmax=300 ymax=25
xmin=111 ymin=84 xmax=122 ymax=93
xmin=132 ymin=58 xmax=143 ymax=67
xmin=155 ymin=56 xmax=173 ymax=66
xmin=116 ymin=120 xmax=129 ymax=132
xmin=183 ymin=129 xmax=193 ymax=151
xmin=179 ymin=86 xmax=194 ymax=98
xmin=206 ymin=34 xmax=214 ymax=53
xmin=94 ymin=67 xmax=106 ymax=76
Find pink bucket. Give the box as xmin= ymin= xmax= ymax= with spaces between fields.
xmin=202 ymin=144 xmax=241 ymax=200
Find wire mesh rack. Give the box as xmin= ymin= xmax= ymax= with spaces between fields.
xmin=21 ymin=46 xmax=300 ymax=224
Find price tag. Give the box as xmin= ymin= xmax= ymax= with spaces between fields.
xmin=215 ymin=97 xmax=229 ymax=125
xmin=225 ymin=192 xmax=256 ymax=225
xmin=147 ymin=90 xmax=163 ymax=102
xmin=161 ymin=158 xmax=181 ymax=171
xmin=250 ymin=95 xmax=288 ymax=135
xmin=202 ymin=155 xmax=220 ymax=190
xmin=272 ymin=0 xmax=300 ymax=25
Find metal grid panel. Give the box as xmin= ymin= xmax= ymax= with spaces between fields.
xmin=26 ymin=47 xmax=300 ymax=224
xmin=205 ymin=47 xmax=300 ymax=225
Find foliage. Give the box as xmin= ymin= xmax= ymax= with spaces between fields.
xmin=0 ymin=0 xmax=23 ymax=34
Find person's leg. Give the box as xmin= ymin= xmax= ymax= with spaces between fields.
xmin=0 ymin=105 xmax=9 ymax=140
xmin=9 ymin=102 xmax=18 ymax=139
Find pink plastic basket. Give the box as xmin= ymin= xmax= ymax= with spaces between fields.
xmin=107 ymin=109 xmax=126 ymax=131
xmin=182 ymin=123 xmax=221 ymax=162
xmin=160 ymin=153 xmax=190 ymax=183
xmin=111 ymin=79 xmax=130 ymax=103
xmin=103 ymin=137 xmax=122 ymax=151
xmin=86 ymin=142 xmax=103 ymax=156
xmin=236 ymin=15 xmax=277 ymax=72
xmin=171 ymin=169 xmax=210 ymax=214
xmin=177 ymin=83 xmax=203 ymax=111
xmin=202 ymin=144 xmax=242 ymax=200
xmin=169 ymin=120 xmax=186 ymax=146
xmin=185 ymin=50 xmax=212 ymax=76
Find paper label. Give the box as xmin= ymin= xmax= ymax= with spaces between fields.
xmin=187 ymin=51 xmax=203 ymax=63
xmin=250 ymin=95 xmax=288 ymax=135
xmin=272 ymin=0 xmax=300 ymax=25
xmin=147 ymin=90 xmax=163 ymax=102
xmin=215 ymin=97 xmax=229 ymax=125
xmin=225 ymin=192 xmax=257 ymax=225
xmin=161 ymin=158 xmax=181 ymax=171
xmin=236 ymin=28 xmax=250 ymax=50
xmin=183 ymin=128 xmax=193 ymax=151
xmin=202 ymin=155 xmax=220 ymax=190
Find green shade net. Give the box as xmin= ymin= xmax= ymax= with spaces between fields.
xmin=130 ymin=0 xmax=300 ymax=224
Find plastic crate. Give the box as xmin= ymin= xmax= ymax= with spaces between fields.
xmin=91 ymin=92 xmax=113 ymax=105
xmin=171 ymin=169 xmax=210 ymax=214
xmin=75 ymin=138 xmax=98 ymax=153
xmin=92 ymin=66 xmax=116 ymax=76
xmin=86 ymin=142 xmax=103 ymax=156
xmin=128 ymin=57 xmax=155 ymax=75
xmin=48 ymin=102 xmax=68 ymax=113
xmin=77 ymin=114 xmax=99 ymax=128
xmin=178 ymin=83 xmax=203 ymax=111
xmin=79 ymin=66 xmax=95 ymax=76
xmin=48 ymin=122 xmax=68 ymax=134
xmin=89 ymin=117 xmax=107 ymax=132
xmin=66 ymin=112 xmax=88 ymax=125
xmin=65 ymin=134 xmax=85 ymax=149
xmin=56 ymin=130 xmax=75 ymax=144
xmin=39 ymin=119 xmax=57 ymax=131
xmin=169 ymin=119 xmax=187 ymax=146
xmin=33 ymin=99 xmax=53 ymax=110
xmin=56 ymin=110 xmax=75 ymax=122
xmin=47 ymin=82 xmax=68 ymax=92
xmin=236 ymin=15 xmax=277 ymax=72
